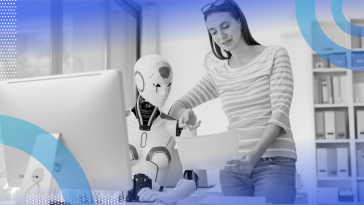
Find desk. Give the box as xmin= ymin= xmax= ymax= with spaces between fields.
xmin=126 ymin=195 xmax=309 ymax=205
xmin=167 ymin=184 xmax=308 ymax=204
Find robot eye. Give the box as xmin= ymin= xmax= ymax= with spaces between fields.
xmin=153 ymin=83 xmax=161 ymax=93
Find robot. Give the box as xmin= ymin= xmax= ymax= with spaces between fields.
xmin=125 ymin=54 xmax=198 ymax=203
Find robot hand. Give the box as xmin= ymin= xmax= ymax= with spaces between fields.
xmin=178 ymin=109 xmax=201 ymax=130
xmin=137 ymin=188 xmax=177 ymax=204
xmin=126 ymin=174 xmax=152 ymax=202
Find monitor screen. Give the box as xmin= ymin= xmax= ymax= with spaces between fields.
xmin=0 ymin=70 xmax=132 ymax=193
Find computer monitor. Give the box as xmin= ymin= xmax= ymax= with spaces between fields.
xmin=0 ymin=70 xmax=132 ymax=194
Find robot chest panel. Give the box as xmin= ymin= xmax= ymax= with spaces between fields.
xmin=127 ymin=119 xmax=176 ymax=171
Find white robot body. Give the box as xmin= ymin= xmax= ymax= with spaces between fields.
xmin=125 ymin=54 xmax=197 ymax=203
xmin=127 ymin=110 xmax=177 ymax=188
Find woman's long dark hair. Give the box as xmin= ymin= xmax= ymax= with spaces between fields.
xmin=203 ymin=0 xmax=260 ymax=60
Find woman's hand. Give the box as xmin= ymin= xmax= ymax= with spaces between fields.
xmin=137 ymin=188 xmax=177 ymax=204
xmin=178 ymin=109 xmax=201 ymax=130
xmin=225 ymin=150 xmax=261 ymax=173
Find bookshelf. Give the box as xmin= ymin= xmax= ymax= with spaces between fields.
xmin=311 ymin=19 xmax=364 ymax=204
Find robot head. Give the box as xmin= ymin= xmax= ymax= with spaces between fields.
xmin=134 ymin=55 xmax=173 ymax=108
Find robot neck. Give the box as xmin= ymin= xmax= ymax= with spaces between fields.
xmin=131 ymin=95 xmax=160 ymax=131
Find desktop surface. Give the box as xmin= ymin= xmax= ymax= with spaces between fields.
xmin=125 ymin=195 xmax=310 ymax=205
xmin=167 ymin=183 xmax=308 ymax=204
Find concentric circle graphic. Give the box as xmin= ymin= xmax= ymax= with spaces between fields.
xmin=296 ymin=0 xmax=364 ymax=70
xmin=332 ymin=0 xmax=364 ymax=37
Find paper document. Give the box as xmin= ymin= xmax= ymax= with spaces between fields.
xmin=175 ymin=129 xmax=239 ymax=170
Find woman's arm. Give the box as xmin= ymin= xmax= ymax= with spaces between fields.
xmin=169 ymin=103 xmax=188 ymax=122
xmin=250 ymin=124 xmax=282 ymax=161
xmin=228 ymin=46 xmax=294 ymax=167
xmin=254 ymin=46 xmax=294 ymax=158
xmin=169 ymin=70 xmax=219 ymax=128
xmin=227 ymin=124 xmax=282 ymax=169
xmin=169 ymin=104 xmax=201 ymax=129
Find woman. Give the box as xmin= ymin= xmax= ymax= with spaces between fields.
xmin=169 ymin=0 xmax=297 ymax=204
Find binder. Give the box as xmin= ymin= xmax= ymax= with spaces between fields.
xmin=335 ymin=110 xmax=347 ymax=139
xmin=355 ymin=83 xmax=363 ymax=103
xmin=359 ymin=181 xmax=364 ymax=202
xmin=354 ymin=84 xmax=359 ymax=103
xmin=315 ymin=111 xmax=325 ymax=139
xmin=317 ymin=187 xmax=339 ymax=204
xmin=314 ymin=78 xmax=319 ymax=104
xmin=357 ymin=149 xmax=364 ymax=177
xmin=322 ymin=81 xmax=328 ymax=104
xmin=358 ymin=110 xmax=364 ymax=139
xmin=340 ymin=76 xmax=347 ymax=103
xmin=319 ymin=80 xmax=323 ymax=104
xmin=317 ymin=148 xmax=328 ymax=177
xmin=327 ymin=76 xmax=333 ymax=104
xmin=324 ymin=111 xmax=336 ymax=139
xmin=327 ymin=148 xmax=337 ymax=177
xmin=337 ymin=147 xmax=348 ymax=177
xmin=359 ymin=83 xmax=364 ymax=103
xmin=332 ymin=76 xmax=340 ymax=104
xmin=361 ymin=27 xmax=364 ymax=48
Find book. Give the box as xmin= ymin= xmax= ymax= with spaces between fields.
xmin=332 ymin=76 xmax=340 ymax=104
xmin=335 ymin=110 xmax=347 ymax=139
xmin=317 ymin=148 xmax=328 ymax=177
xmin=315 ymin=111 xmax=325 ymax=139
xmin=318 ymin=80 xmax=323 ymax=104
xmin=337 ymin=148 xmax=348 ymax=177
xmin=324 ymin=111 xmax=336 ymax=139
xmin=357 ymin=149 xmax=364 ymax=177
xmin=314 ymin=78 xmax=319 ymax=104
xmin=359 ymin=181 xmax=364 ymax=202
xmin=340 ymin=76 xmax=347 ymax=103
xmin=361 ymin=27 xmax=364 ymax=49
xmin=327 ymin=76 xmax=333 ymax=104
xmin=358 ymin=110 xmax=364 ymax=139
xmin=322 ymin=81 xmax=328 ymax=104
xmin=360 ymin=83 xmax=364 ymax=103
xmin=353 ymin=83 xmax=364 ymax=103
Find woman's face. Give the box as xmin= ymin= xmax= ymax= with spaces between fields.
xmin=205 ymin=11 xmax=242 ymax=52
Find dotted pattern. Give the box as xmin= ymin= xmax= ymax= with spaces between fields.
xmin=0 ymin=0 xmax=16 ymax=81
xmin=26 ymin=193 xmax=126 ymax=205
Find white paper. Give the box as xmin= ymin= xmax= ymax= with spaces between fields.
xmin=175 ymin=129 xmax=239 ymax=170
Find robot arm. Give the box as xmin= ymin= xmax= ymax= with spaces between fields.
xmin=162 ymin=178 xmax=196 ymax=203
xmin=178 ymin=125 xmax=199 ymax=189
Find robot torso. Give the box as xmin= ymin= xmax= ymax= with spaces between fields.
xmin=126 ymin=109 xmax=177 ymax=187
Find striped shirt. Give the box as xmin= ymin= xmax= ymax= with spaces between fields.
xmin=175 ymin=45 xmax=296 ymax=159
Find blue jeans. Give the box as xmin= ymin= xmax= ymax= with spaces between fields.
xmin=220 ymin=156 xmax=297 ymax=204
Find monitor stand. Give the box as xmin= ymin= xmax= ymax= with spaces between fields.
xmin=16 ymin=133 xmax=60 ymax=205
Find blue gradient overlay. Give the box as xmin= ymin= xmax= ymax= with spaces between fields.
xmin=16 ymin=0 xmax=297 ymax=40
xmin=0 ymin=115 xmax=94 ymax=204
xmin=332 ymin=0 xmax=364 ymax=37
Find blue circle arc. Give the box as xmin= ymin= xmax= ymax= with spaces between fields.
xmin=0 ymin=115 xmax=94 ymax=205
xmin=332 ymin=0 xmax=364 ymax=37
xmin=295 ymin=0 xmax=364 ymax=70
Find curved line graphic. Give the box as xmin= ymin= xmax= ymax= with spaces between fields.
xmin=295 ymin=0 xmax=364 ymax=70
xmin=0 ymin=115 xmax=94 ymax=205
xmin=332 ymin=0 xmax=364 ymax=37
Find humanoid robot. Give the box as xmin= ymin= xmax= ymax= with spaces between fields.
xmin=125 ymin=54 xmax=198 ymax=204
